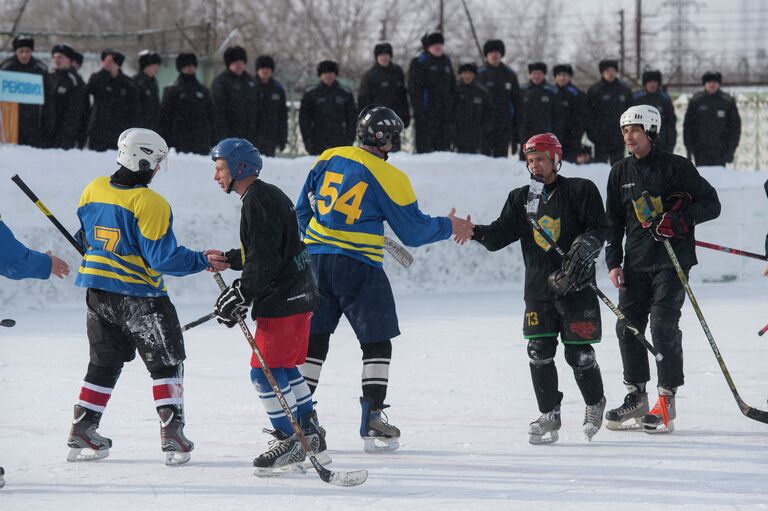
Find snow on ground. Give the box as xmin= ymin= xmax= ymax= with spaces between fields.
xmin=0 ymin=147 xmax=767 ymax=509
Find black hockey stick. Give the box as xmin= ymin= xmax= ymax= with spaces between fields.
xmin=182 ymin=312 xmax=216 ymax=332
xmin=1 ymin=319 xmax=16 ymax=328
xmin=758 ymin=323 xmax=768 ymax=337
xmin=213 ymin=273 xmax=368 ymax=486
xmin=12 ymin=174 xmax=84 ymax=256
xmin=525 ymin=179 xmax=662 ymax=360
xmin=642 ymin=191 xmax=768 ymax=424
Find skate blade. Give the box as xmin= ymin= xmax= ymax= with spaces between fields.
xmin=583 ymin=425 xmax=601 ymax=441
xmin=303 ymin=451 xmax=332 ymax=467
xmin=605 ymin=418 xmax=643 ymax=431
xmin=363 ymin=436 xmax=400 ymax=453
xmin=253 ymin=462 xmax=307 ymax=478
xmin=643 ymin=420 xmax=674 ymax=434
xmin=67 ymin=447 xmax=110 ymax=462
xmin=528 ymin=430 xmax=559 ymax=445
xmin=164 ymin=451 xmax=191 ymax=466
xmin=0 ymin=475 xmax=5 ymax=489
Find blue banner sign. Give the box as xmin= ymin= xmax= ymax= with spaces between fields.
xmin=0 ymin=70 xmax=44 ymax=105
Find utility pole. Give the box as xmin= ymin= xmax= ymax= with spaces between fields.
xmin=662 ymin=0 xmax=702 ymax=85
xmin=635 ymin=0 xmax=642 ymax=81
xmin=144 ymin=0 xmax=151 ymax=29
xmin=379 ymin=19 xmax=387 ymax=41
xmin=619 ymin=9 xmax=626 ymax=75
xmin=438 ymin=0 xmax=444 ymax=32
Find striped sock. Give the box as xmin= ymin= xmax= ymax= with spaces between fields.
xmin=152 ymin=377 xmax=184 ymax=408
xmin=251 ymin=367 xmax=296 ymax=436
xmin=78 ymin=381 xmax=114 ymax=413
xmin=287 ymin=367 xmax=313 ymax=422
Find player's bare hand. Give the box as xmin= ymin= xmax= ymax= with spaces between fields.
xmin=609 ymin=267 xmax=625 ymax=289
xmin=763 ymin=263 xmax=768 ymax=277
xmin=448 ymin=208 xmax=474 ymax=245
xmin=47 ymin=251 xmax=70 ymax=279
xmin=204 ymin=250 xmax=230 ymax=272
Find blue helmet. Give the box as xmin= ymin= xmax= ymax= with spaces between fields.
xmin=211 ymin=138 xmax=262 ymax=192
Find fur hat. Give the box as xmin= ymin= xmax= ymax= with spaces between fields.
xmin=223 ymin=45 xmax=247 ymax=66
xmin=421 ymin=32 xmax=444 ymax=50
xmin=12 ymin=34 xmax=34 ymax=51
xmin=175 ymin=52 xmax=197 ymax=72
xmin=528 ymin=61 xmax=547 ymax=74
xmin=255 ymin=55 xmax=275 ymax=70
xmin=374 ymin=42 xmax=393 ymax=57
xmin=483 ymin=39 xmax=505 ymax=57
xmin=702 ymin=70 xmax=722 ymax=84
xmin=101 ymin=49 xmax=125 ymax=67
xmin=599 ymin=59 xmax=619 ymax=73
xmin=138 ymin=50 xmax=162 ymax=70
xmin=51 ymin=43 xmax=77 ymax=61
xmin=642 ymin=69 xmax=662 ymax=85
xmin=317 ymin=60 xmax=339 ymax=76
xmin=458 ymin=62 xmax=478 ymax=75
xmin=72 ymin=51 xmax=83 ymax=67
xmin=552 ymin=63 xmax=573 ymax=76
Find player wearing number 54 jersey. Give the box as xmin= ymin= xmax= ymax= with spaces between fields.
xmin=67 ymin=128 xmax=228 ymax=465
xmin=295 ymin=105 xmax=473 ymax=452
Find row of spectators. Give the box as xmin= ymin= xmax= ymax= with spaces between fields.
xmin=0 ymin=32 xmax=741 ymax=166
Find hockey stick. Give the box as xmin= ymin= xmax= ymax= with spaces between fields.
xmin=1 ymin=319 xmax=16 ymax=327
xmin=642 ymin=192 xmax=768 ymax=424
xmin=525 ymin=179 xmax=662 ymax=360
xmin=12 ymin=174 xmax=84 ymax=256
xmin=182 ymin=312 xmax=216 ymax=332
xmin=212 ymin=272 xmax=368 ymax=486
xmin=758 ymin=323 xmax=768 ymax=337
xmin=695 ymin=240 xmax=767 ymax=261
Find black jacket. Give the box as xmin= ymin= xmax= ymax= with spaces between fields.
xmin=86 ymin=69 xmax=139 ymax=151
xmin=407 ymin=52 xmax=455 ymax=123
xmin=228 ymin=179 xmax=318 ymax=318
xmin=133 ymin=72 xmax=161 ymax=132
xmin=358 ymin=62 xmax=411 ymax=128
xmin=160 ymin=73 xmax=215 ymax=155
xmin=586 ymin=78 xmax=632 ymax=151
xmin=633 ymin=89 xmax=677 ymax=153
xmin=254 ymin=77 xmax=288 ymax=155
xmin=605 ymin=147 xmax=721 ymax=272
xmin=519 ymin=80 xmax=563 ymax=146
xmin=299 ymin=81 xmax=356 ymax=155
xmin=477 ymin=63 xmax=520 ymax=140
xmin=42 ymin=69 xmax=88 ymax=149
xmin=555 ymin=83 xmax=586 ymax=159
xmin=0 ymin=55 xmax=47 ymax=147
xmin=211 ymin=70 xmax=258 ymax=142
xmin=473 ymin=175 xmax=608 ymax=301
xmin=453 ymin=81 xmax=492 ymax=153
xmin=683 ymin=90 xmax=741 ymax=162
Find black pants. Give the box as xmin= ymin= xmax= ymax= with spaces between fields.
xmin=594 ymin=145 xmax=625 ymax=165
xmin=694 ymin=153 xmax=727 ymax=167
xmin=616 ymin=268 xmax=687 ymax=389
xmin=414 ymin=118 xmax=451 ymax=153
xmin=481 ymin=125 xmax=513 ymax=157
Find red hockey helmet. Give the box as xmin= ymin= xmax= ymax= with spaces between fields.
xmin=523 ymin=132 xmax=563 ymax=169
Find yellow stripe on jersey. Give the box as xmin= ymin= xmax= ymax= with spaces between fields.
xmin=83 ymin=254 xmax=163 ymax=287
xmin=78 ymin=176 xmax=172 ymax=240
xmin=307 ymin=216 xmax=385 ymax=248
xmin=78 ymin=266 xmax=168 ymax=291
xmin=316 ymin=147 xmax=417 ymax=206
xmin=304 ymin=237 xmax=384 ymax=263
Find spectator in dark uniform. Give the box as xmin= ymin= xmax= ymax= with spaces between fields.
xmin=86 ymin=49 xmax=139 ymax=151
xmin=253 ymin=55 xmax=288 ymax=157
xmin=358 ymin=42 xmax=410 ymax=151
xmin=518 ymin=62 xmax=562 ymax=159
xmin=0 ymin=35 xmax=47 ymax=147
xmin=683 ymin=71 xmax=741 ymax=167
xmin=42 ymin=43 xmax=88 ymax=149
xmin=477 ymin=39 xmax=520 ymax=158
xmin=160 ymin=53 xmax=215 ymax=155
xmin=408 ymin=32 xmax=455 ymax=153
xmin=633 ymin=70 xmax=677 ymax=153
xmin=134 ymin=50 xmax=162 ymax=132
xmin=452 ymin=63 xmax=492 ymax=154
xmin=576 ymin=145 xmax=593 ymax=164
xmin=585 ymin=59 xmax=632 ymax=164
xmin=211 ymin=45 xmax=258 ymax=142
xmin=553 ymin=64 xmax=586 ymax=162
xmin=298 ymin=60 xmax=356 ymax=155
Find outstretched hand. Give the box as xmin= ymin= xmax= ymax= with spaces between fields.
xmin=448 ymin=207 xmax=474 ymax=245
xmin=204 ymin=250 xmax=230 ymax=272
xmin=47 ymin=251 xmax=70 ymax=279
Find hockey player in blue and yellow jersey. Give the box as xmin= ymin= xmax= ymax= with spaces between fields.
xmin=66 ymin=128 xmax=229 ymax=466
xmin=295 ymin=105 xmax=473 ymax=452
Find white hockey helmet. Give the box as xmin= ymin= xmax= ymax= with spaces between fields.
xmin=619 ymin=105 xmax=661 ymax=140
xmin=116 ymin=128 xmax=169 ymax=172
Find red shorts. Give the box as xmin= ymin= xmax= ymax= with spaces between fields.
xmin=250 ymin=312 xmax=312 ymax=369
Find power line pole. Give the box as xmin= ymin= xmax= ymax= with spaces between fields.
xmin=662 ymin=0 xmax=702 ymax=85
xmin=438 ymin=0 xmax=444 ymax=32
xmin=635 ymin=0 xmax=642 ymax=80
xmin=619 ymin=9 xmax=626 ymax=75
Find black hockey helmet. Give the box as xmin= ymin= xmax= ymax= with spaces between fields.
xmin=356 ymin=105 xmax=404 ymax=148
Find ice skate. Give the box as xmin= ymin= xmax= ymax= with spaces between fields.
xmin=360 ymin=397 xmax=400 ymax=453
xmin=253 ymin=429 xmax=307 ymax=477
xmin=583 ymin=396 xmax=607 ymax=441
xmin=302 ymin=410 xmax=331 ymax=466
xmin=528 ymin=405 xmax=561 ymax=444
xmin=158 ymin=406 xmax=194 ymax=466
xmin=642 ymin=390 xmax=676 ymax=434
xmin=605 ymin=384 xmax=649 ymax=431
xmin=67 ymin=405 xmax=112 ymax=462
xmin=0 ymin=467 xmax=5 ymax=489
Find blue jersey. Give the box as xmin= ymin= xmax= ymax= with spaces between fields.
xmin=75 ymin=176 xmax=207 ymax=297
xmin=296 ymin=146 xmax=451 ymax=267
xmin=0 ymin=215 xmax=51 ymax=280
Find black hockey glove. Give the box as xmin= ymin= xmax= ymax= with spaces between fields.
xmin=214 ymin=279 xmax=250 ymax=328
xmin=548 ymin=233 xmax=602 ymax=295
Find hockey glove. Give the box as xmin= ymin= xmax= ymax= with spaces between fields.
xmin=214 ymin=279 xmax=250 ymax=328
xmin=642 ymin=212 xmax=689 ymax=242
xmin=548 ymin=234 xmax=601 ymax=295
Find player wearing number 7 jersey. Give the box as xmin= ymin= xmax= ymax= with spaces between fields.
xmin=67 ymin=128 xmax=228 ymax=465
xmin=295 ymin=105 xmax=473 ymax=452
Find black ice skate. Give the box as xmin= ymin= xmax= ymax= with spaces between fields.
xmin=253 ymin=429 xmax=306 ymax=477
xmin=528 ymin=405 xmax=561 ymax=445
xmin=583 ymin=396 xmax=607 ymax=441
xmin=67 ymin=405 xmax=112 ymax=462
xmin=359 ymin=397 xmax=400 ymax=453
xmin=158 ymin=406 xmax=194 ymax=466
xmin=302 ymin=410 xmax=331 ymax=466
xmin=642 ymin=390 xmax=676 ymax=434
xmin=605 ymin=384 xmax=649 ymax=431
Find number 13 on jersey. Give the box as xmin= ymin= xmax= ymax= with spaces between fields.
xmin=317 ymin=171 xmax=368 ymax=225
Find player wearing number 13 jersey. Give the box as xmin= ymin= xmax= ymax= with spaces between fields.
xmin=295 ymin=105 xmax=472 ymax=452
xmin=67 ymin=128 xmax=226 ymax=466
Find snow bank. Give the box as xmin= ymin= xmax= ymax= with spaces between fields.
xmin=1 ymin=145 xmax=766 ymax=309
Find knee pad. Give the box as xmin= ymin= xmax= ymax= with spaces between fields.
xmin=307 ymin=333 xmax=331 ymax=360
xmin=527 ymin=337 xmax=557 ymax=366
xmin=564 ymin=344 xmax=597 ymax=370
xmin=361 ymin=340 xmax=392 ymax=360
xmin=150 ymin=364 xmax=183 ymax=381
xmin=85 ymin=362 xmax=123 ymax=388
